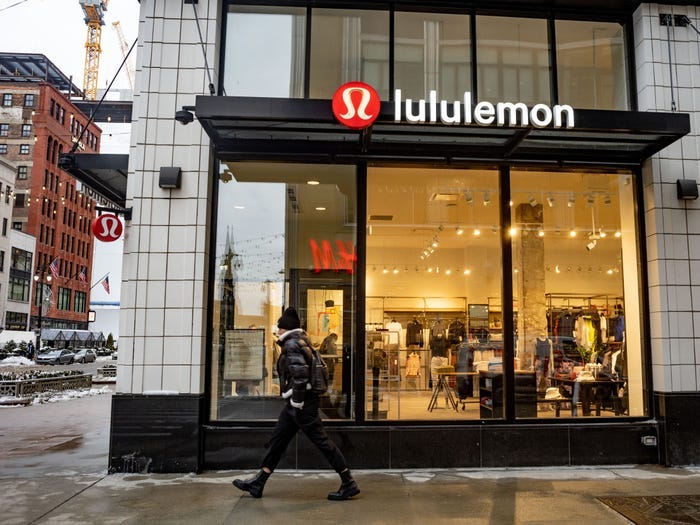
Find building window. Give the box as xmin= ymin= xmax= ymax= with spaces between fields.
xmin=394 ymin=11 xmax=471 ymax=102
xmin=5 ymin=185 xmax=10 ymax=204
xmin=211 ymin=162 xmax=357 ymax=422
xmin=555 ymin=20 xmax=629 ymax=110
xmin=10 ymin=277 xmax=31 ymax=302
xmin=5 ymin=311 xmax=28 ymax=330
xmin=74 ymin=290 xmax=86 ymax=313
xmin=19 ymin=144 xmax=29 ymax=154
xmin=476 ymin=15 xmax=551 ymax=106
xmin=3 ymin=218 xmax=7 ymax=236
xmin=2 ymin=94 xmax=12 ymax=106
xmin=0 ymin=250 xmax=4 ymax=271
xmin=309 ymin=9 xmax=390 ymax=99
xmin=12 ymin=221 xmax=22 ymax=231
xmin=0 ymin=124 xmax=8 ymax=137
xmin=23 ymin=93 xmax=34 ymax=107
xmin=11 ymin=248 xmax=31 ymax=272
xmin=225 ymin=5 xmax=306 ymax=98
xmin=21 ymin=124 xmax=31 ymax=137
xmin=17 ymin=166 xmax=27 ymax=179
xmin=0 ymin=145 xmax=7 ymax=154
xmin=57 ymin=287 xmax=71 ymax=311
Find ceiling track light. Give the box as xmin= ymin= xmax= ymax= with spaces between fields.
xmin=528 ymin=194 xmax=538 ymax=207
xmin=483 ymin=191 xmax=491 ymax=206
xmin=568 ymin=194 xmax=575 ymax=207
xmin=465 ymin=190 xmax=473 ymax=204
xmin=546 ymin=194 xmax=554 ymax=207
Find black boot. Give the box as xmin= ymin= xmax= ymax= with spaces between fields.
xmin=233 ymin=469 xmax=270 ymax=498
xmin=328 ymin=469 xmax=360 ymax=501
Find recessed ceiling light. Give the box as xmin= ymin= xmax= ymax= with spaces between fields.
xmin=315 ymin=207 xmax=326 ymax=211
xmin=307 ymin=180 xmax=320 ymax=185
xmin=234 ymin=205 xmax=245 ymax=209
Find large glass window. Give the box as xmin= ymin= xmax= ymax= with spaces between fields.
xmin=476 ymin=16 xmax=550 ymax=106
xmin=211 ymin=162 xmax=357 ymax=421
xmin=309 ymin=9 xmax=390 ymax=99
xmin=366 ymin=167 xmax=502 ymax=420
xmin=394 ymin=11 xmax=471 ymax=102
xmin=556 ymin=21 xmax=629 ymax=110
xmin=510 ymin=170 xmax=643 ymax=419
xmin=224 ymin=6 xmax=306 ymax=97
xmin=8 ymin=276 xmax=30 ymax=302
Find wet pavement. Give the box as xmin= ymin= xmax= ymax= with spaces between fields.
xmin=1 ymin=387 xmax=700 ymax=524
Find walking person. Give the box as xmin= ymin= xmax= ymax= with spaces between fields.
xmin=233 ymin=307 xmax=360 ymax=501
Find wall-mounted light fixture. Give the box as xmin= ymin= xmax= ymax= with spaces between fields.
xmin=159 ymin=167 xmax=182 ymax=189
xmin=676 ymin=179 xmax=699 ymax=200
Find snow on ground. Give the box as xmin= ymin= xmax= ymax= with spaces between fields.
xmin=0 ymin=356 xmax=35 ymax=366
xmin=0 ymin=385 xmax=112 ymax=407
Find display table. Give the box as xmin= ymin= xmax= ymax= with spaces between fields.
xmin=550 ymin=376 xmax=625 ymax=416
xmin=427 ymin=371 xmax=478 ymax=412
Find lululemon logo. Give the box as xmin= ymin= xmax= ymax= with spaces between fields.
xmin=92 ymin=213 xmax=123 ymax=243
xmin=332 ymin=81 xmax=381 ymax=130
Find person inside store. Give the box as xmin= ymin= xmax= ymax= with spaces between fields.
xmin=319 ymin=332 xmax=339 ymax=381
xmin=232 ymin=307 xmax=360 ymax=501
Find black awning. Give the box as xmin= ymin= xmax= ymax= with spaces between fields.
xmin=194 ymin=96 xmax=690 ymax=168
xmin=58 ymin=153 xmax=128 ymax=208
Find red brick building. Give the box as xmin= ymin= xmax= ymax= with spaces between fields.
xmin=0 ymin=54 xmax=99 ymax=330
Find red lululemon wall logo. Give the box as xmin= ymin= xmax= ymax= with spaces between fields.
xmin=92 ymin=214 xmax=123 ymax=242
xmin=332 ymin=81 xmax=380 ymax=130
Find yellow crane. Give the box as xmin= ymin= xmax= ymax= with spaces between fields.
xmin=112 ymin=21 xmax=134 ymax=90
xmin=80 ymin=0 xmax=109 ymax=100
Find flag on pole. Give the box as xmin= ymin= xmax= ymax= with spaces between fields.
xmin=78 ymin=267 xmax=87 ymax=282
xmin=101 ymin=275 xmax=110 ymax=294
xmin=48 ymin=258 xmax=59 ymax=279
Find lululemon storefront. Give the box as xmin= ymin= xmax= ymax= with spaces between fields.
xmin=109 ymin=1 xmax=700 ymax=473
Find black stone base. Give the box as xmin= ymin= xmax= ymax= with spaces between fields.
xmin=655 ymin=391 xmax=700 ymax=466
xmin=204 ymin=421 xmax=660 ymax=470
xmin=109 ymin=393 xmax=205 ymax=473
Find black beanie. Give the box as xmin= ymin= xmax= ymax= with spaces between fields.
xmin=277 ymin=307 xmax=301 ymax=330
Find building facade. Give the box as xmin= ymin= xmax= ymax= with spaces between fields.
xmin=110 ymin=1 xmax=700 ymax=472
xmin=0 ymin=54 xmax=99 ymax=332
xmin=6 ymin=229 xmax=36 ymax=331
xmin=0 ymin=157 xmax=15 ymax=327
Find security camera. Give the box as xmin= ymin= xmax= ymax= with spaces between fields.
xmin=586 ymin=240 xmax=597 ymax=251
xmin=175 ymin=109 xmax=194 ymax=125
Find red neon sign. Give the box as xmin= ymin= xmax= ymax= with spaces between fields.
xmin=309 ymin=239 xmax=356 ymax=274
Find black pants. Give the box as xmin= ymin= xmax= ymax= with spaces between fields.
xmin=262 ymin=394 xmax=348 ymax=473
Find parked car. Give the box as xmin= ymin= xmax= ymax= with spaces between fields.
xmin=112 ymin=350 xmax=118 ymax=360
xmin=36 ymin=348 xmax=75 ymax=365
xmin=73 ymin=348 xmax=97 ymax=363
xmin=95 ymin=347 xmax=111 ymax=356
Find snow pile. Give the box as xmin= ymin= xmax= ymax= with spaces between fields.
xmin=0 ymin=356 xmax=35 ymax=367
xmin=32 ymin=385 xmax=112 ymax=404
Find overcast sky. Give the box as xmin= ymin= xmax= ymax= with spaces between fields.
xmin=0 ymin=0 xmax=140 ymax=92
xmin=0 ymin=0 xmax=141 ymax=319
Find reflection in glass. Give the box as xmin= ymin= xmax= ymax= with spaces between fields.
xmin=224 ymin=6 xmax=306 ymax=97
xmin=310 ymin=9 xmax=390 ymax=99
xmin=211 ymin=163 xmax=356 ymax=421
xmin=556 ymin=21 xmax=629 ymax=110
xmin=366 ymin=168 xmax=502 ymax=421
xmin=510 ymin=171 xmax=642 ymax=419
xmin=394 ymin=11 xmax=471 ymax=101
xmin=476 ymin=16 xmax=550 ymax=105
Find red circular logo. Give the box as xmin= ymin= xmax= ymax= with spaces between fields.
xmin=92 ymin=214 xmax=123 ymax=242
xmin=332 ymin=81 xmax=381 ymax=130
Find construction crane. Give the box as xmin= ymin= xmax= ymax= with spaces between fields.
xmin=80 ymin=0 xmax=109 ymax=100
xmin=112 ymin=21 xmax=134 ymax=90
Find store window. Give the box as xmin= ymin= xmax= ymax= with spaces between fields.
xmin=510 ymin=170 xmax=643 ymax=419
xmin=366 ymin=167 xmax=503 ymax=420
xmin=476 ymin=16 xmax=551 ymax=106
xmin=309 ymin=9 xmax=390 ymax=99
xmin=5 ymin=311 xmax=28 ymax=330
xmin=210 ymin=162 xmax=357 ymax=421
xmin=556 ymin=21 xmax=629 ymax=110
xmin=394 ymin=11 xmax=471 ymax=102
xmin=224 ymin=5 xmax=306 ymax=97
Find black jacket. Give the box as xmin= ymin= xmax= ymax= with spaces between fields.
xmin=276 ymin=328 xmax=313 ymax=407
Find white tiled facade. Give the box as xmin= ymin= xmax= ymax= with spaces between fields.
xmin=634 ymin=4 xmax=700 ymax=393
xmin=118 ymin=0 xmax=221 ymax=394
xmin=119 ymin=1 xmax=700 ymax=399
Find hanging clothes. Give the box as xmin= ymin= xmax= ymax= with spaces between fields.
xmin=447 ymin=319 xmax=467 ymax=345
xmin=406 ymin=318 xmax=424 ymax=347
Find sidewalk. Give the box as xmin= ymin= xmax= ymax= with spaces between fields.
xmin=1 ymin=390 xmax=700 ymax=524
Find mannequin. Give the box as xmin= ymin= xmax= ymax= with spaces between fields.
xmin=534 ymin=333 xmax=553 ymax=392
